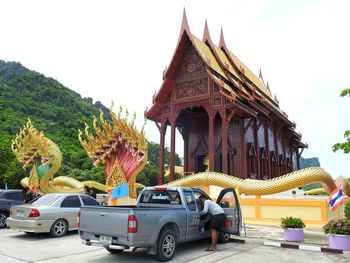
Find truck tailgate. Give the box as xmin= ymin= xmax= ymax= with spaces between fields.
xmin=79 ymin=206 xmax=131 ymax=237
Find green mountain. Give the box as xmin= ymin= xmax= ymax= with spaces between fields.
xmin=0 ymin=60 xmax=108 ymax=188
xmin=0 ymin=60 xmax=181 ymax=189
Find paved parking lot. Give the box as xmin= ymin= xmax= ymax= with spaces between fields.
xmin=0 ymin=227 xmax=349 ymax=263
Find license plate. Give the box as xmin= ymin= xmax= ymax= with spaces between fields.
xmin=99 ymin=235 xmax=112 ymax=245
xmin=16 ymin=211 xmax=24 ymax=218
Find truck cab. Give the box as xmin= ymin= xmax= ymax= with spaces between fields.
xmin=139 ymin=187 xmax=242 ymax=242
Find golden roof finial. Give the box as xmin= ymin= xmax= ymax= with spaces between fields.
xmin=203 ymin=19 xmax=212 ymax=43
xmin=180 ymin=7 xmax=191 ymax=35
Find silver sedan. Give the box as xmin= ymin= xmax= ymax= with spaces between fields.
xmin=6 ymin=193 xmax=100 ymax=237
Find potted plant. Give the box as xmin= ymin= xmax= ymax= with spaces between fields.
xmin=323 ymin=218 xmax=350 ymax=250
xmin=323 ymin=201 xmax=350 ymax=251
xmin=281 ymin=216 xmax=305 ymax=242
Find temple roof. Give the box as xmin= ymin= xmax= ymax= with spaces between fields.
xmin=225 ymin=47 xmax=273 ymax=99
xmin=147 ymin=10 xmax=292 ymax=125
xmin=191 ymin=35 xmax=227 ymax=78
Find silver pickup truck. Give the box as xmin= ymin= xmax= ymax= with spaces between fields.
xmin=79 ymin=186 xmax=242 ymax=261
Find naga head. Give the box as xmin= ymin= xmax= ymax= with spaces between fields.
xmin=79 ymin=102 xmax=148 ymax=196
xmin=12 ymin=120 xmax=62 ymax=171
xmin=11 ymin=120 xmax=62 ymax=192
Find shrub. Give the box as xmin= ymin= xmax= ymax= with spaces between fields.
xmin=281 ymin=216 xmax=305 ymax=229
xmin=345 ymin=201 xmax=350 ymax=221
xmin=323 ymin=219 xmax=350 ymax=235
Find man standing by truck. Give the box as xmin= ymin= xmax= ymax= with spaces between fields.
xmin=199 ymin=195 xmax=225 ymax=251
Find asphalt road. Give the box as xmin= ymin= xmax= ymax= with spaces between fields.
xmin=0 ymin=228 xmax=349 ymax=263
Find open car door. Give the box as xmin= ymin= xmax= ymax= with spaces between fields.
xmin=216 ymin=188 xmax=242 ymax=235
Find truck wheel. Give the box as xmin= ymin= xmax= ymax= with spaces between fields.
xmin=218 ymin=233 xmax=231 ymax=243
xmin=50 ymin=219 xmax=68 ymax=238
xmin=156 ymin=229 xmax=177 ymax=262
xmin=0 ymin=212 xmax=7 ymax=228
xmin=106 ymin=247 xmax=124 ymax=254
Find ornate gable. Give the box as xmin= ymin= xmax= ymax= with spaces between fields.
xmin=174 ymin=40 xmax=208 ymax=100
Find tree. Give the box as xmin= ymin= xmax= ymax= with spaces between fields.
xmin=136 ymin=142 xmax=183 ymax=186
xmin=332 ymin=89 xmax=350 ymax=154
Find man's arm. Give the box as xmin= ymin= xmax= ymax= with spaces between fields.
xmin=199 ymin=200 xmax=209 ymax=215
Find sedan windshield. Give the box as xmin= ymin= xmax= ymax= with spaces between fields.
xmin=30 ymin=194 xmax=61 ymax=206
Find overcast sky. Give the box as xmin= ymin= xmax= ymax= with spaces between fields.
xmin=1 ymin=0 xmax=349 ymax=178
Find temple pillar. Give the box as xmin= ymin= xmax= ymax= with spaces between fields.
xmin=288 ymin=146 xmax=292 ymax=173
xmin=254 ymin=118 xmax=260 ymax=179
xmin=274 ymin=124 xmax=280 ymax=177
xmin=208 ymin=110 xmax=215 ymax=171
xmin=170 ymin=118 xmax=176 ymax=181
xmin=297 ymin=148 xmax=301 ymax=170
xmin=265 ymin=119 xmax=271 ymax=179
xmin=159 ymin=120 xmax=167 ymax=185
xmin=222 ymin=109 xmax=228 ymax=174
xmin=242 ymin=119 xmax=248 ymax=179
xmin=183 ymin=129 xmax=188 ymax=175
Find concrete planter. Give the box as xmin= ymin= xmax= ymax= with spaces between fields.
xmin=284 ymin=228 xmax=304 ymax=242
xmin=329 ymin=234 xmax=350 ymax=251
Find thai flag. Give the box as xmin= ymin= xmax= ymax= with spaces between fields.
xmin=111 ymin=183 xmax=129 ymax=199
xmin=328 ymin=185 xmax=344 ymax=212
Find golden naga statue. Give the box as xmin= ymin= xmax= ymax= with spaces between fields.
xmin=78 ymin=102 xmax=147 ymax=199
xmin=12 ymin=120 xmax=106 ymax=194
xmin=165 ymin=154 xmax=349 ymax=197
xmin=165 ymin=168 xmax=350 ymax=197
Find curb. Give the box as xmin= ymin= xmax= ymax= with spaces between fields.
xmin=264 ymin=240 xmax=343 ymax=254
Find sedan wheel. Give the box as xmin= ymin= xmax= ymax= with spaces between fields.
xmin=50 ymin=219 xmax=68 ymax=238
xmin=0 ymin=212 xmax=7 ymax=228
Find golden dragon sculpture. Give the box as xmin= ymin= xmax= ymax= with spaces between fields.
xmin=165 ymin=169 xmax=350 ymax=197
xmin=78 ymin=102 xmax=147 ymax=199
xmin=11 ymin=120 xmax=106 ymax=194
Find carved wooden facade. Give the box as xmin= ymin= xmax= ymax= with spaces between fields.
xmin=146 ymin=12 xmax=306 ymax=184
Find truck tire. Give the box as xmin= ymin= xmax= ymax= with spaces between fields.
xmin=0 ymin=212 xmax=7 ymax=228
xmin=106 ymin=247 xmax=124 ymax=254
xmin=156 ymin=229 xmax=177 ymax=262
xmin=50 ymin=219 xmax=68 ymax=238
xmin=218 ymin=233 xmax=231 ymax=243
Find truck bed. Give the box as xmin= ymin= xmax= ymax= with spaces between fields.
xmin=79 ymin=205 xmax=187 ymax=247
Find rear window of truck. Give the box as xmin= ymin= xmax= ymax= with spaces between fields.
xmin=139 ymin=190 xmax=182 ymax=205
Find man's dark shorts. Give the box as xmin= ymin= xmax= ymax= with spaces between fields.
xmin=210 ymin=213 xmax=225 ymax=230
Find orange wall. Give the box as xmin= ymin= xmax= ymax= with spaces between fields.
xmin=239 ymin=196 xmax=349 ymax=228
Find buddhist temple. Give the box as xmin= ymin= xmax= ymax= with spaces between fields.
xmin=146 ymin=10 xmax=307 ymax=184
